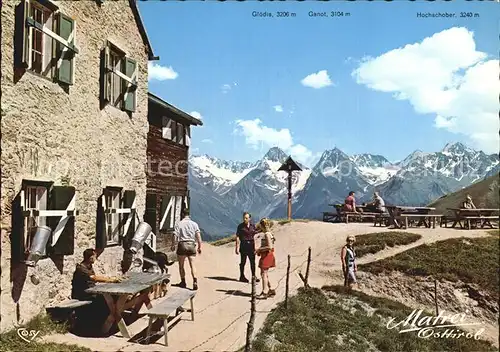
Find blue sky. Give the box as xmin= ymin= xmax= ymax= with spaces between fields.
xmin=139 ymin=1 xmax=499 ymax=166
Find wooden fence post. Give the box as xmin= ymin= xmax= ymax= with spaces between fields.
xmin=434 ymin=279 xmax=439 ymax=316
xmin=285 ymin=255 xmax=291 ymax=310
xmin=245 ymin=276 xmax=257 ymax=352
xmin=304 ymin=246 xmax=312 ymax=288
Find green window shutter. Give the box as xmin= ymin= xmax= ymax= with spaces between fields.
xmin=95 ymin=194 xmax=107 ymax=249
xmin=123 ymin=57 xmax=137 ymax=113
xmin=47 ymin=186 xmax=76 ymax=256
xmin=14 ymin=0 xmax=29 ymax=69
xmin=11 ymin=192 xmax=26 ymax=263
xmin=121 ymin=190 xmax=136 ymax=249
xmin=55 ymin=13 xmax=75 ymax=85
xmin=100 ymin=45 xmax=111 ymax=107
xmin=145 ymin=193 xmax=158 ymax=235
xmin=160 ymin=194 xmax=174 ymax=231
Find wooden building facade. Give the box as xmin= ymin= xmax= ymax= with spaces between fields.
xmin=145 ymin=93 xmax=203 ymax=250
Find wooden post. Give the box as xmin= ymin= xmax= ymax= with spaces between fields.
xmin=304 ymin=247 xmax=312 ymax=288
xmin=434 ymin=279 xmax=439 ymax=316
xmin=287 ymin=172 xmax=292 ymax=220
xmin=285 ymin=255 xmax=291 ymax=310
xmin=245 ymin=276 xmax=257 ymax=352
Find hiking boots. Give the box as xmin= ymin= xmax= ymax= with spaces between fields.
xmin=239 ymin=276 xmax=249 ymax=283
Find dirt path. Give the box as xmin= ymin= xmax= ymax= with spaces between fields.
xmin=42 ymin=222 xmax=496 ymax=351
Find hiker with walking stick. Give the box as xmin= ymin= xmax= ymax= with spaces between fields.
xmin=341 ymin=235 xmax=357 ymax=291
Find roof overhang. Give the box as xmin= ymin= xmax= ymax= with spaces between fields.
xmin=129 ymin=0 xmax=159 ymax=61
xmin=148 ymin=93 xmax=204 ymax=126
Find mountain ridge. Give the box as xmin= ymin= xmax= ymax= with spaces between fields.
xmin=188 ymin=142 xmax=499 ymax=237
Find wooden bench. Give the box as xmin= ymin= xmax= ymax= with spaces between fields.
xmin=343 ymin=212 xmax=379 ymax=224
xmin=374 ymin=213 xmax=390 ymax=227
xmin=45 ymin=299 xmax=92 ymax=328
xmin=461 ymin=216 xmax=498 ymax=229
xmin=396 ymin=214 xmax=443 ymax=229
xmin=146 ymin=289 xmax=196 ymax=346
xmin=322 ymin=211 xmax=339 ymax=223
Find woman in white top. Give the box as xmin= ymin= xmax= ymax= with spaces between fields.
xmin=255 ymin=218 xmax=276 ymax=299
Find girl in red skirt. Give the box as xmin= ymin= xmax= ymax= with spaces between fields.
xmin=255 ymin=218 xmax=276 ymax=299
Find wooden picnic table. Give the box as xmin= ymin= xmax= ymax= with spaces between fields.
xmin=385 ymin=205 xmax=437 ymax=229
xmin=86 ymin=272 xmax=170 ymax=338
xmin=446 ymin=208 xmax=499 ymax=229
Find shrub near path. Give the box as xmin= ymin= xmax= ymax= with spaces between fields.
xmin=252 ymin=287 xmax=496 ymax=352
xmin=359 ymin=236 xmax=499 ymax=298
xmin=354 ymin=232 xmax=422 ymax=258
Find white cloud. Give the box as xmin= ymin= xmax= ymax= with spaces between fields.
xmin=201 ymin=139 xmax=213 ymax=144
xmin=273 ymin=105 xmax=283 ymax=113
xmin=221 ymin=84 xmax=232 ymax=94
xmin=301 ymin=70 xmax=333 ymax=89
xmin=189 ymin=111 xmax=203 ymax=121
xmin=352 ymin=27 xmax=499 ymax=153
xmin=148 ymin=62 xmax=178 ymax=81
xmin=233 ymin=119 xmax=316 ymax=165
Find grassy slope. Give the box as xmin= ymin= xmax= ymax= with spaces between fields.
xmin=0 ymin=314 xmax=92 ymax=352
xmin=359 ymin=235 xmax=499 ymax=297
xmin=428 ymin=174 xmax=499 ymax=214
xmin=252 ymin=287 xmax=495 ymax=352
xmin=354 ymin=232 xmax=422 ymax=258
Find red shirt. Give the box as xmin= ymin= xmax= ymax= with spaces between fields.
xmin=344 ymin=195 xmax=355 ymax=211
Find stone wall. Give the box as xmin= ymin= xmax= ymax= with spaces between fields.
xmin=1 ymin=0 xmax=150 ymax=332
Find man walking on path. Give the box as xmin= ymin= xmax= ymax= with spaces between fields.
xmin=173 ymin=208 xmax=202 ymax=290
xmin=235 ymin=212 xmax=259 ymax=283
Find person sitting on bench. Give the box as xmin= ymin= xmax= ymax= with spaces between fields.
xmin=71 ymin=248 xmax=121 ymax=335
xmin=343 ymin=191 xmax=358 ymax=213
xmin=461 ymin=194 xmax=476 ymax=209
xmin=365 ymin=192 xmax=386 ymax=213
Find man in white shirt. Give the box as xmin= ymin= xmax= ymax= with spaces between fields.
xmin=172 ymin=208 xmax=202 ymax=290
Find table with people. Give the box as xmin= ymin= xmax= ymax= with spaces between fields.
xmin=325 ymin=191 xmax=388 ymax=223
xmin=67 ymin=207 xmax=279 ymax=341
xmin=444 ymin=195 xmax=499 ymax=229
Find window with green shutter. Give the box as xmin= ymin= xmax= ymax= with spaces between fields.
xmin=101 ymin=41 xmax=138 ymax=113
xmin=15 ymin=0 xmax=78 ymax=85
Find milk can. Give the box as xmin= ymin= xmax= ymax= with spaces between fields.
xmin=25 ymin=225 xmax=52 ymax=267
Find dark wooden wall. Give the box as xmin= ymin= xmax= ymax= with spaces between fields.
xmin=146 ymin=103 xmax=190 ymax=250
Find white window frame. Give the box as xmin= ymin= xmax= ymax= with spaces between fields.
xmin=105 ymin=189 xmax=122 ymax=245
xmin=108 ymin=46 xmax=125 ymax=108
xmin=27 ymin=1 xmax=55 ymax=77
xmin=24 ymin=185 xmax=48 ymax=251
xmin=162 ymin=117 xmax=190 ymax=146
xmin=104 ymin=41 xmax=138 ymax=111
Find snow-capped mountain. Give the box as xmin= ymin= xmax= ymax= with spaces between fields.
xmin=189 ymin=154 xmax=255 ymax=194
xmin=189 ymin=142 xmax=499 ymax=238
xmin=224 ymin=147 xmax=311 ymax=219
xmin=350 ymin=154 xmax=400 ymax=185
xmin=394 ymin=142 xmax=498 ymax=183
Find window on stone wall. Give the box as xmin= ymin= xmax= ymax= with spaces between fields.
xmin=15 ymin=0 xmax=78 ymax=85
xmin=101 ymin=41 xmax=137 ymax=113
xmin=105 ymin=189 xmax=122 ymax=245
xmin=24 ymin=184 xmax=48 ymax=252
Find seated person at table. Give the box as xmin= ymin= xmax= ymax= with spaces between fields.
xmin=343 ymin=191 xmax=358 ymax=213
xmin=71 ymin=248 xmax=121 ymax=336
xmin=366 ymin=192 xmax=386 ymax=213
xmin=461 ymin=194 xmax=476 ymax=209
